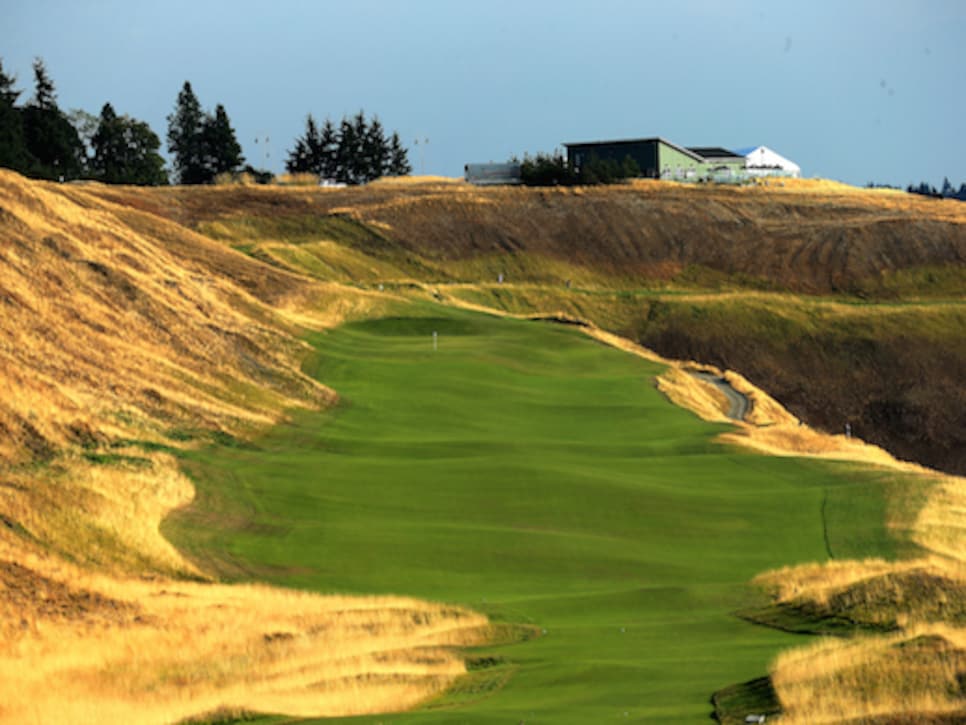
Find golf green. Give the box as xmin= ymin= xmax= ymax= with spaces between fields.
xmin=166 ymin=305 xmax=899 ymax=723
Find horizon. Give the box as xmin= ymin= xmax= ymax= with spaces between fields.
xmin=3 ymin=0 xmax=964 ymax=187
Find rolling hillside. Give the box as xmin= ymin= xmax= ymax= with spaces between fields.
xmin=81 ymin=176 xmax=966 ymax=475
xmin=0 ymin=170 xmax=964 ymax=722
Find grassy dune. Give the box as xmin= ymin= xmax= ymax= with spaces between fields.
xmin=167 ymin=304 xmax=926 ymax=722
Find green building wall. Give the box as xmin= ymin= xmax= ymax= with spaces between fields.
xmin=656 ymin=142 xmax=705 ymax=180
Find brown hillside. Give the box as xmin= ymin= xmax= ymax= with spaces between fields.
xmin=85 ymin=178 xmax=966 ymax=294
xmin=103 ymin=177 xmax=965 ymax=475
xmin=0 ymin=170 xmax=330 ymax=471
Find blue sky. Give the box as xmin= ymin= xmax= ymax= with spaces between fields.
xmin=3 ymin=0 xmax=964 ymax=185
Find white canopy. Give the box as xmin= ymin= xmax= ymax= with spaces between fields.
xmin=735 ymin=145 xmax=801 ymax=177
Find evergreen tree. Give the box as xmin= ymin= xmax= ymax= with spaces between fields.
xmin=317 ymin=118 xmax=339 ymax=180
xmin=0 ymin=59 xmax=28 ymax=172
xmin=22 ymin=58 xmax=84 ymax=180
xmin=202 ymin=103 xmax=244 ymax=176
xmin=30 ymin=58 xmax=56 ymax=110
xmin=335 ymin=115 xmax=359 ymax=184
xmin=348 ymin=110 xmax=370 ymax=183
xmin=0 ymin=60 xmax=20 ymax=107
xmin=362 ymin=115 xmax=389 ymax=181
xmin=285 ymin=134 xmax=312 ymax=174
xmin=386 ymin=131 xmax=411 ymax=177
xmin=286 ymin=114 xmax=322 ymax=174
xmin=167 ymin=81 xmax=207 ymax=184
xmin=90 ymin=103 xmax=123 ymax=181
xmin=941 ymin=177 xmax=955 ymax=197
xmin=304 ymin=115 xmax=326 ymax=172
xmin=520 ymin=151 xmax=576 ymax=186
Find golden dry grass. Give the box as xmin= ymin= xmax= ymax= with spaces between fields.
xmin=367 ymin=175 xmax=463 ymax=186
xmin=754 ymin=556 xmax=966 ymax=611
xmin=770 ymin=624 xmax=966 ymax=724
xmin=272 ymin=172 xmax=320 ymax=186
xmin=0 ymin=546 xmax=489 ymax=724
xmin=914 ymin=478 xmax=966 ymax=565
xmin=0 ymin=169 xmax=339 ymax=568
xmin=0 ymin=170 xmax=490 ymax=722
xmin=214 ymin=171 xmax=259 ymax=186
xmin=0 ymin=453 xmax=197 ymax=576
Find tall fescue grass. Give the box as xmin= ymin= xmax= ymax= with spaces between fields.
xmin=771 ymin=624 xmax=966 ymax=723
xmin=0 ymin=169 xmax=487 ymax=721
xmin=273 ymin=172 xmax=320 ymax=186
xmin=0 ymin=548 xmax=488 ymax=723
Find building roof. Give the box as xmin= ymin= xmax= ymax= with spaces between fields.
xmin=733 ymin=146 xmax=758 ymax=157
xmin=563 ymin=137 xmax=705 ymax=163
xmin=687 ymin=147 xmax=743 ymax=160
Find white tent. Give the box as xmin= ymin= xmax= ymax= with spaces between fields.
xmin=734 ymin=145 xmax=801 ymax=178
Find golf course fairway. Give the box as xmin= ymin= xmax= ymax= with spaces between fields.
xmin=166 ymin=304 xmax=903 ymax=723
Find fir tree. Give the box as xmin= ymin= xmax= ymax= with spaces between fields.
xmin=167 ymin=81 xmax=207 ymax=184
xmin=30 ymin=58 xmax=56 ymax=110
xmin=22 ymin=58 xmax=84 ymax=180
xmin=362 ymin=115 xmax=389 ymax=181
xmin=0 ymin=59 xmax=28 ymax=172
xmin=335 ymin=115 xmax=359 ymax=184
xmin=317 ymin=118 xmax=339 ymax=180
xmin=387 ymin=132 xmax=411 ymax=176
xmin=348 ymin=110 xmax=369 ymax=183
xmin=91 ymin=103 xmax=123 ymax=181
xmin=286 ymin=114 xmax=322 ymax=174
xmin=203 ymin=103 xmax=244 ymax=176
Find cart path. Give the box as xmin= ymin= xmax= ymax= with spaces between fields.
xmin=690 ymin=371 xmax=751 ymax=421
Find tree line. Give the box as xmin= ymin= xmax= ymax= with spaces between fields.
xmin=0 ymin=56 xmax=411 ymax=186
xmin=907 ymin=178 xmax=966 ymax=202
xmin=867 ymin=179 xmax=966 ymax=202
xmin=285 ymin=112 xmax=410 ymax=183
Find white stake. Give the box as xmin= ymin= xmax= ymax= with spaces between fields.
xmin=433 ymin=330 xmax=438 ymax=351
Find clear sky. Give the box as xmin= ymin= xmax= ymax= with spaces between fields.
xmin=3 ymin=0 xmax=964 ymax=186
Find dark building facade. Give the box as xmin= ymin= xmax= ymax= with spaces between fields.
xmin=564 ymin=137 xmax=745 ymax=180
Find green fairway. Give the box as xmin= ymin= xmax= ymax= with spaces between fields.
xmin=166 ymin=304 xmax=901 ymax=723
